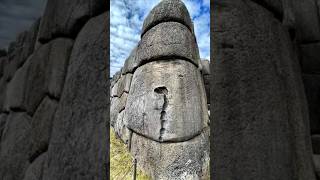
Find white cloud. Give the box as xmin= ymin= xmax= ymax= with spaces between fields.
xmin=110 ymin=0 xmax=210 ymax=76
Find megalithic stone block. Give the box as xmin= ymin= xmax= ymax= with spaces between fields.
xmin=130 ymin=128 xmax=210 ymax=179
xmin=126 ymin=60 xmax=208 ymax=142
xmin=136 ymin=22 xmax=200 ymax=67
xmin=38 ymin=0 xmax=107 ymax=43
xmin=0 ymin=112 xmax=32 ymax=180
xmin=141 ymin=0 xmax=193 ymax=36
xmin=212 ymin=0 xmax=316 ymax=179
xmin=23 ymin=152 xmax=47 ymax=180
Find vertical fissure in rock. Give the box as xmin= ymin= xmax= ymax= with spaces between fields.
xmin=154 ymin=86 xmax=168 ymax=141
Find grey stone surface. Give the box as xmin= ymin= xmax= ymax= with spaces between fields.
xmin=38 ymin=0 xmax=107 ymax=42
xmin=0 ymin=113 xmax=7 ymax=144
xmin=126 ymin=60 xmax=208 ymax=142
xmin=201 ymin=60 xmax=210 ymax=75
xmin=293 ymin=0 xmax=320 ymax=42
xmin=116 ymin=74 xmax=133 ymax=97
xmin=212 ymin=1 xmax=316 ymax=179
xmin=46 ymin=38 xmax=73 ymax=99
xmin=136 ymin=22 xmax=200 ymax=67
xmin=314 ymin=155 xmax=320 ymax=178
xmin=250 ymin=0 xmax=283 ymax=17
xmin=121 ymin=45 xmax=139 ymax=74
xmin=0 ymin=56 xmax=8 ymax=78
xmin=114 ymin=110 xmax=132 ymax=145
xmin=110 ymin=93 xmax=128 ymax=126
xmin=312 ymin=135 xmax=320 ymax=154
xmin=0 ymin=79 xmax=7 ymax=112
xmin=300 ymin=43 xmax=320 ymax=74
xmin=29 ymin=97 xmax=58 ymax=162
xmin=42 ymin=12 xmax=108 ymax=180
xmin=141 ymin=0 xmax=193 ymax=36
xmin=4 ymin=58 xmax=31 ymax=112
xmin=23 ymin=152 xmax=47 ymax=180
xmin=0 ymin=112 xmax=32 ymax=180
xmin=130 ymin=128 xmax=210 ymax=180
xmin=302 ymin=74 xmax=320 ymax=134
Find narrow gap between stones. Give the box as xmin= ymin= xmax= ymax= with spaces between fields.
xmin=141 ymin=18 xmax=193 ymax=38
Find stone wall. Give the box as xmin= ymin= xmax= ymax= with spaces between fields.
xmin=110 ymin=0 xmax=210 ymax=179
xmin=211 ymin=0 xmax=320 ymax=179
xmin=0 ymin=0 xmax=108 ymax=179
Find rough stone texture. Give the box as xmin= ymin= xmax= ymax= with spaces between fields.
xmin=314 ymin=155 xmax=320 ymax=178
xmin=211 ymin=1 xmax=316 ymax=179
xmin=121 ymin=45 xmax=139 ymax=74
xmin=0 ymin=79 xmax=7 ymax=112
xmin=126 ymin=60 xmax=208 ymax=142
xmin=141 ymin=0 xmax=193 ymax=36
xmin=4 ymin=58 xmax=31 ymax=112
xmin=0 ymin=112 xmax=32 ymax=180
xmin=130 ymin=128 xmax=210 ymax=180
xmin=136 ymin=22 xmax=200 ymax=67
xmin=0 ymin=113 xmax=7 ymax=144
xmin=110 ymin=93 xmax=128 ymax=126
xmin=312 ymin=135 xmax=320 ymax=154
xmin=29 ymin=97 xmax=58 ymax=162
xmin=116 ymin=74 xmax=132 ymax=97
xmin=46 ymin=38 xmax=73 ymax=99
xmin=38 ymin=0 xmax=107 ymax=42
xmin=293 ymin=0 xmax=320 ymax=42
xmin=7 ymin=32 xmax=70 ymax=113
xmin=114 ymin=110 xmax=132 ymax=145
xmin=0 ymin=56 xmax=8 ymax=78
xmin=251 ymin=0 xmax=283 ymax=18
xmin=201 ymin=60 xmax=210 ymax=75
xmin=300 ymin=43 xmax=320 ymax=74
xmin=42 ymin=12 xmax=108 ymax=179
xmin=23 ymin=153 xmax=47 ymax=180
xmin=303 ymin=74 xmax=320 ymax=134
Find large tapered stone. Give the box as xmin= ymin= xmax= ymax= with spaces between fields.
xmin=126 ymin=60 xmax=208 ymax=142
xmin=141 ymin=0 xmax=193 ymax=36
xmin=136 ymin=22 xmax=200 ymax=67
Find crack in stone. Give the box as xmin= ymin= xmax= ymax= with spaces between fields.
xmin=154 ymin=86 xmax=168 ymax=142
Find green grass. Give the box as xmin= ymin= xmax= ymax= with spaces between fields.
xmin=110 ymin=128 xmax=151 ymax=180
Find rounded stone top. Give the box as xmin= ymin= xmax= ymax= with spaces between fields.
xmin=141 ymin=0 xmax=193 ymax=36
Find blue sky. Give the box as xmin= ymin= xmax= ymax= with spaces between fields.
xmin=110 ymin=0 xmax=210 ymax=76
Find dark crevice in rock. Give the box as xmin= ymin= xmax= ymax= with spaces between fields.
xmin=128 ymin=130 xmax=133 ymax=151
xmin=154 ymin=86 xmax=168 ymax=142
xmin=250 ymin=0 xmax=283 ymax=22
xmin=10 ymin=107 xmax=27 ymax=113
xmin=29 ymin=144 xmax=48 ymax=163
xmin=129 ymin=126 xmax=209 ymax=143
xmin=133 ymin=55 xmax=198 ymax=74
xmin=141 ymin=19 xmax=193 ymax=38
xmin=46 ymin=92 xmax=60 ymax=102
xmin=299 ymin=40 xmax=320 ymax=45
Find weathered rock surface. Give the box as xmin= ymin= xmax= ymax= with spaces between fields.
xmin=126 ymin=60 xmax=208 ymax=142
xmin=201 ymin=60 xmax=210 ymax=75
xmin=42 ymin=12 xmax=108 ymax=179
xmin=312 ymin=135 xmax=320 ymax=154
xmin=110 ymin=93 xmax=128 ymax=126
xmin=0 ymin=112 xmax=32 ymax=180
xmin=292 ymin=0 xmax=320 ymax=42
xmin=23 ymin=153 xmax=47 ymax=180
xmin=136 ymin=22 xmax=200 ymax=67
xmin=5 ymin=38 xmax=73 ymax=115
xmin=251 ymin=0 xmax=283 ymax=18
xmin=0 ymin=113 xmax=7 ymax=143
xmin=302 ymin=74 xmax=320 ymax=134
xmin=141 ymin=0 xmax=193 ymax=36
xmin=46 ymin=38 xmax=73 ymax=99
xmin=130 ymin=128 xmax=210 ymax=180
xmin=300 ymin=43 xmax=320 ymax=74
xmin=29 ymin=97 xmax=58 ymax=162
xmin=121 ymin=45 xmax=139 ymax=74
xmin=114 ymin=110 xmax=132 ymax=145
xmin=0 ymin=79 xmax=7 ymax=112
xmin=38 ymin=0 xmax=107 ymax=42
xmin=313 ymin=155 xmax=320 ymax=178
xmin=212 ymin=1 xmax=316 ymax=179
